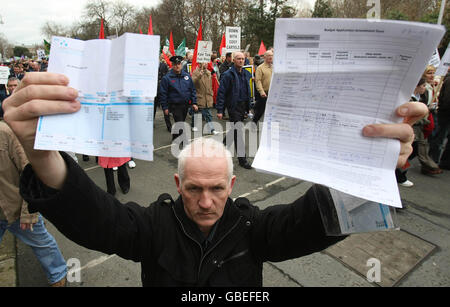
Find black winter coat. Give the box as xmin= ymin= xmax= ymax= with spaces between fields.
xmin=20 ymin=152 xmax=345 ymax=286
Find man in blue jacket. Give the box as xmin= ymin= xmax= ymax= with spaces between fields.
xmin=216 ymin=52 xmax=253 ymax=169
xmin=159 ymin=56 xmax=198 ymax=140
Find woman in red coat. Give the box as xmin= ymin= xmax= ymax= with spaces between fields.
xmin=98 ymin=157 xmax=130 ymax=196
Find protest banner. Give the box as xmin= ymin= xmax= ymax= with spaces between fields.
xmin=436 ymin=43 xmax=450 ymax=76
xmin=226 ymin=27 xmax=241 ymax=52
xmin=428 ymin=49 xmax=441 ymax=68
xmin=36 ymin=49 xmax=46 ymax=60
xmin=0 ymin=66 xmax=10 ymax=85
xmin=197 ymin=41 xmax=212 ymax=63
xmin=243 ymin=65 xmax=255 ymax=101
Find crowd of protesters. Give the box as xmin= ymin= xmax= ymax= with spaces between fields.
xmin=395 ymin=64 xmax=450 ymax=187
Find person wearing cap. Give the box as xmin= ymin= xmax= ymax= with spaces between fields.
xmin=159 ymin=55 xmax=198 ymax=141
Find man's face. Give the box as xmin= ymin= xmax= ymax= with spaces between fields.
xmin=172 ymin=62 xmax=182 ymax=74
xmin=7 ymin=80 xmax=19 ymax=94
xmin=233 ymin=52 xmax=245 ymax=69
xmin=175 ymin=156 xmax=236 ymax=235
xmin=265 ymin=53 xmax=273 ymax=65
xmin=13 ymin=66 xmax=20 ymax=74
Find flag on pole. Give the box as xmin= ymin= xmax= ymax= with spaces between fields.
xmin=219 ymin=33 xmax=226 ymax=56
xmin=99 ymin=19 xmax=105 ymax=39
xmin=176 ymin=38 xmax=187 ymax=57
xmin=162 ymin=50 xmax=172 ymax=68
xmin=43 ymin=39 xmax=51 ymax=54
xmin=169 ymin=31 xmax=175 ymax=57
xmin=192 ymin=18 xmax=203 ymax=72
xmin=258 ymin=40 xmax=266 ymax=55
xmin=148 ymin=15 xmax=153 ymax=35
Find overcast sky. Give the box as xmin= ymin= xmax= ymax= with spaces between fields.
xmin=1 ymin=0 xmax=161 ymax=45
xmin=1 ymin=0 xmax=316 ymax=46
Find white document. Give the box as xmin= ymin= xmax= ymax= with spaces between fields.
xmin=34 ymin=33 xmax=160 ymax=160
xmin=329 ymin=189 xmax=396 ymax=235
xmin=253 ymin=19 xmax=445 ymax=207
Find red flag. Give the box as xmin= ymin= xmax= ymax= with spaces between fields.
xmin=192 ymin=18 xmax=203 ymax=72
xmin=148 ymin=15 xmax=153 ymax=35
xmin=169 ymin=31 xmax=175 ymax=56
xmin=139 ymin=26 xmax=143 ymax=34
xmin=219 ymin=33 xmax=226 ymax=56
xmin=162 ymin=50 xmax=172 ymax=68
xmin=99 ymin=19 xmax=105 ymax=39
xmin=258 ymin=40 xmax=266 ymax=55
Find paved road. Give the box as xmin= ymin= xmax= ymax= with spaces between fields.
xmin=16 ymin=109 xmax=450 ymax=287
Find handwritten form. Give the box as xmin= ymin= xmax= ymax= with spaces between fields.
xmin=253 ymin=19 xmax=445 ymax=207
xmin=34 ymin=33 xmax=160 ymax=160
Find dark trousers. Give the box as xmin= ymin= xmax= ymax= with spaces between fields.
xmin=223 ymin=101 xmax=247 ymax=162
xmin=253 ymin=95 xmax=267 ymax=124
xmin=154 ymin=96 xmax=172 ymax=132
xmin=104 ymin=164 xmax=130 ymax=195
xmin=169 ymin=103 xmax=189 ymax=140
xmin=429 ymin=114 xmax=450 ymax=165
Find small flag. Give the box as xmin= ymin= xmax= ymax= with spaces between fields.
xmin=43 ymin=39 xmax=51 ymax=54
xmin=162 ymin=50 xmax=172 ymax=68
xmin=192 ymin=18 xmax=203 ymax=72
xmin=148 ymin=15 xmax=153 ymax=35
xmin=176 ymin=38 xmax=187 ymax=57
xmin=219 ymin=33 xmax=226 ymax=56
xmin=169 ymin=31 xmax=175 ymax=57
xmin=258 ymin=40 xmax=266 ymax=55
xmin=99 ymin=19 xmax=105 ymax=39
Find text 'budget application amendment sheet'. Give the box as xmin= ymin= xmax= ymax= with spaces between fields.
xmin=34 ymin=33 xmax=160 ymax=160
xmin=253 ymin=19 xmax=445 ymax=207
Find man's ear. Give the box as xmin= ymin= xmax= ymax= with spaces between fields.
xmin=174 ymin=174 xmax=182 ymax=194
xmin=228 ymin=175 xmax=237 ymax=196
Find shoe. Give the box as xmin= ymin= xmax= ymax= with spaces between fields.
xmin=121 ymin=186 xmax=130 ymax=194
xmin=211 ymin=130 xmax=220 ymax=135
xmin=112 ymin=167 xmax=118 ymax=171
xmin=128 ymin=160 xmax=136 ymax=169
xmin=239 ymin=160 xmax=253 ymax=169
xmin=421 ymin=168 xmax=443 ymax=175
xmin=192 ymin=127 xmax=199 ymax=132
xmin=50 ymin=276 xmax=67 ymax=287
xmin=399 ymin=180 xmax=414 ymax=187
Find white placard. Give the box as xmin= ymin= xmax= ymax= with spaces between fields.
xmin=436 ymin=43 xmax=450 ymax=76
xmin=226 ymin=27 xmax=241 ymax=52
xmin=428 ymin=48 xmax=441 ymax=68
xmin=197 ymin=41 xmax=212 ymax=63
xmin=0 ymin=66 xmax=10 ymax=85
xmin=36 ymin=49 xmax=46 ymax=60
